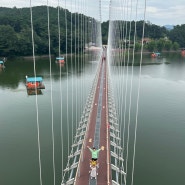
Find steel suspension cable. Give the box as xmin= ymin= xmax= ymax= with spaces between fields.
xmin=70 ymin=0 xmax=74 ymax=153
xmin=29 ymin=1 xmax=43 ymax=185
xmin=115 ymin=6 xmax=123 ymax=182
xmin=58 ymin=1 xmax=61 ymax=58
xmin=118 ymin=0 xmax=128 ymax=182
xmin=117 ymin=1 xmax=127 ymax=183
xmin=57 ymin=0 xmax=64 ymax=180
xmin=121 ymin=0 xmax=129 ymax=150
xmin=108 ymin=2 xmax=121 ymax=182
xmin=131 ymin=1 xmax=147 ymax=185
xmin=80 ymin=0 xmax=84 ymax=115
xmin=64 ymin=0 xmax=70 ymax=179
xmin=124 ymin=0 xmax=135 ymax=184
xmin=124 ymin=1 xmax=139 ymax=183
xmin=74 ymin=0 xmax=78 ymax=132
xmin=46 ymin=2 xmax=56 ymax=185
xmin=81 ymin=0 xmax=84 ymax=115
xmin=119 ymin=0 xmax=127 ymax=142
xmin=77 ymin=0 xmax=80 ymax=122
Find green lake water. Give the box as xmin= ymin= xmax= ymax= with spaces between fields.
xmin=0 ymin=53 xmax=185 ymax=185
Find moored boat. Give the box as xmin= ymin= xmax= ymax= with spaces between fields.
xmin=151 ymin=52 xmax=161 ymax=58
xmin=181 ymin=48 xmax=185 ymax=57
xmin=25 ymin=76 xmax=45 ymax=90
xmin=56 ymin=56 xmax=65 ymax=63
xmin=0 ymin=61 xmax=5 ymax=69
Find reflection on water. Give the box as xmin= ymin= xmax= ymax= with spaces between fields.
xmin=27 ymin=89 xmax=43 ymax=96
xmin=0 ymin=55 xmax=90 ymax=89
xmin=0 ymin=53 xmax=101 ymax=185
xmin=56 ymin=62 xmax=65 ymax=68
xmin=110 ymin=52 xmax=185 ymax=185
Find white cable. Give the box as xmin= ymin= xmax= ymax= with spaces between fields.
xmin=70 ymin=0 xmax=74 ymax=150
xmin=80 ymin=1 xmax=83 ymax=114
xmin=124 ymin=0 xmax=135 ymax=184
xmin=57 ymin=0 xmax=64 ymax=180
xmin=77 ymin=0 xmax=80 ymax=122
xmin=74 ymin=0 xmax=78 ymax=131
xmin=131 ymin=1 xmax=147 ymax=185
xmin=58 ymin=1 xmax=61 ymax=57
xmin=64 ymin=1 xmax=70 ymax=179
xmin=46 ymin=1 xmax=56 ymax=185
xmin=29 ymin=1 xmax=42 ymax=185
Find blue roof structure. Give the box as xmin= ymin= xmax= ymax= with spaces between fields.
xmin=56 ymin=57 xmax=64 ymax=60
xmin=26 ymin=77 xmax=43 ymax=82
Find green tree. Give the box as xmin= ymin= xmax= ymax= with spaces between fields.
xmin=169 ymin=24 xmax=185 ymax=47
xmin=101 ymin=21 xmax=109 ymax=45
xmin=134 ymin=42 xmax=141 ymax=52
xmin=156 ymin=38 xmax=165 ymax=52
xmin=1 ymin=6 xmax=185 ymax=56
xmin=164 ymin=40 xmax=172 ymax=51
xmin=172 ymin=42 xmax=179 ymax=50
xmin=146 ymin=40 xmax=156 ymax=52
xmin=0 ymin=25 xmax=17 ymax=56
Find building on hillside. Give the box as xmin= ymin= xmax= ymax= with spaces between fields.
xmin=141 ymin=38 xmax=151 ymax=44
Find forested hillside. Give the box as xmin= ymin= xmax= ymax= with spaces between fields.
xmin=102 ymin=21 xmax=169 ymax=45
xmin=102 ymin=20 xmax=185 ymax=52
xmin=0 ymin=6 xmax=185 ymax=57
xmin=0 ymin=6 xmax=89 ymax=57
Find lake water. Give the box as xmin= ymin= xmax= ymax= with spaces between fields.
xmin=0 ymin=53 xmax=185 ymax=185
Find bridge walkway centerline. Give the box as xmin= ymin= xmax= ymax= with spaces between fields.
xmin=74 ymin=53 xmax=111 ymax=185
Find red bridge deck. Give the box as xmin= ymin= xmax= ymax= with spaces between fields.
xmin=75 ymin=56 xmax=112 ymax=185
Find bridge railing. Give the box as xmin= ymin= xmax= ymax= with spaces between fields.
xmin=61 ymin=53 xmax=102 ymax=185
xmin=108 ymin=78 xmax=126 ymax=185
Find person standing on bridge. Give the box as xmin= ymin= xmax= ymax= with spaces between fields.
xmin=87 ymin=146 xmax=104 ymax=161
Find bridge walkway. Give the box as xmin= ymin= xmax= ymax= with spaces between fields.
xmin=75 ymin=54 xmax=112 ymax=185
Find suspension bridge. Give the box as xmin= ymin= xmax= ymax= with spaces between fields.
xmin=28 ymin=0 xmax=147 ymax=185
xmin=61 ymin=49 xmax=125 ymax=185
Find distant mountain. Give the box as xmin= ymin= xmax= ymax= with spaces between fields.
xmin=163 ymin=25 xmax=174 ymax=30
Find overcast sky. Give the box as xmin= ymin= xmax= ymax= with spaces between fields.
xmin=1 ymin=0 xmax=185 ymax=26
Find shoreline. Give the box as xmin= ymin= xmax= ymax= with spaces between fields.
xmin=2 ymin=50 xmax=181 ymax=61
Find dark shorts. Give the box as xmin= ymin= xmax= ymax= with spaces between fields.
xmin=92 ymin=158 xmax=97 ymax=161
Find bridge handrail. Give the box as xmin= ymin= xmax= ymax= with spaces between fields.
xmin=61 ymin=63 xmax=101 ymax=184
xmin=105 ymin=56 xmax=111 ymax=184
xmin=74 ymin=54 xmax=103 ymax=184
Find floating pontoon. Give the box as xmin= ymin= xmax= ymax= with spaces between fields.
xmin=25 ymin=76 xmax=45 ymax=90
xmin=56 ymin=56 xmax=65 ymax=63
xmin=0 ymin=61 xmax=5 ymax=68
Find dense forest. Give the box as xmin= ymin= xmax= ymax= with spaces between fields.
xmin=0 ymin=6 xmax=91 ymax=57
xmin=102 ymin=21 xmax=185 ymax=52
xmin=0 ymin=6 xmax=185 ymax=57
